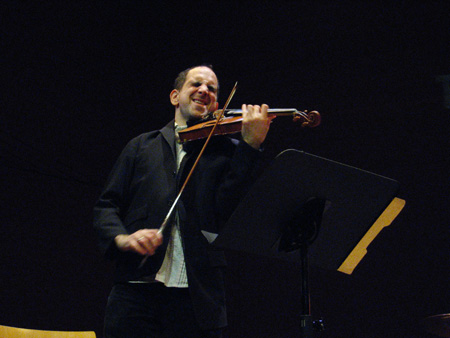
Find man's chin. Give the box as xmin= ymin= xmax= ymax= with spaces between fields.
xmin=187 ymin=112 xmax=213 ymax=126
xmin=194 ymin=109 xmax=213 ymax=120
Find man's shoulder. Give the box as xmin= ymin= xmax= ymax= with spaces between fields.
xmin=132 ymin=130 xmax=161 ymax=142
xmin=117 ymin=130 xmax=164 ymax=158
xmin=129 ymin=122 xmax=173 ymax=146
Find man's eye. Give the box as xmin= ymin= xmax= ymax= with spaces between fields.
xmin=191 ymin=82 xmax=216 ymax=93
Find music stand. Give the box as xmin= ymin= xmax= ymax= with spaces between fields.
xmin=212 ymin=149 xmax=405 ymax=337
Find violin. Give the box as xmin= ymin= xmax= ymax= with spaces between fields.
xmin=178 ymin=108 xmax=321 ymax=143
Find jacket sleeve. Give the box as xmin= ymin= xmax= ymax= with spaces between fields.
xmin=215 ymin=139 xmax=262 ymax=222
xmin=93 ymin=138 xmax=138 ymax=259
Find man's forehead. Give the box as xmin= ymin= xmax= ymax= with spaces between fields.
xmin=186 ymin=67 xmax=218 ymax=83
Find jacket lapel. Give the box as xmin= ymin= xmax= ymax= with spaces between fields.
xmin=160 ymin=120 xmax=177 ymax=161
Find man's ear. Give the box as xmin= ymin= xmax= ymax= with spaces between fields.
xmin=170 ymin=89 xmax=179 ymax=107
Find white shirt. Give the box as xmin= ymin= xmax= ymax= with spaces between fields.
xmin=155 ymin=125 xmax=188 ymax=287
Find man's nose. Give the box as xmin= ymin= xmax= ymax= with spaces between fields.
xmin=198 ymin=83 xmax=209 ymax=94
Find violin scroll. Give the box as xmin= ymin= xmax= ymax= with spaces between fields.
xmin=295 ymin=110 xmax=321 ymax=128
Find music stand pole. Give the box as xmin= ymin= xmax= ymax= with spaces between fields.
xmin=300 ymin=242 xmax=313 ymax=337
xmin=277 ymin=196 xmax=326 ymax=337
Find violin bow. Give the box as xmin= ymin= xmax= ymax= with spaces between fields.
xmin=139 ymin=82 xmax=238 ymax=268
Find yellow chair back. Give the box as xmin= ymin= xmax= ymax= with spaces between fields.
xmin=0 ymin=325 xmax=96 ymax=338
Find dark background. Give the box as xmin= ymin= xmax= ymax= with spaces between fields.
xmin=1 ymin=2 xmax=449 ymax=337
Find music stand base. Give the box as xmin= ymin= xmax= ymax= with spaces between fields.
xmin=300 ymin=315 xmax=325 ymax=337
xmin=300 ymin=315 xmax=313 ymax=337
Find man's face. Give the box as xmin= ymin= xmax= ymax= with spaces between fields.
xmin=171 ymin=67 xmax=219 ymax=125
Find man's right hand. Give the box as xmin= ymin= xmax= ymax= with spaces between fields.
xmin=115 ymin=229 xmax=163 ymax=256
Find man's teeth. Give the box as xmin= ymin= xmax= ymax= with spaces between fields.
xmin=193 ymin=100 xmax=205 ymax=105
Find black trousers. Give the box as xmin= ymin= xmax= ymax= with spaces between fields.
xmin=104 ymin=282 xmax=223 ymax=338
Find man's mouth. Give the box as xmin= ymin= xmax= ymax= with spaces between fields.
xmin=193 ymin=99 xmax=207 ymax=107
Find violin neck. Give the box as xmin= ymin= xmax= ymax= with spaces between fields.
xmin=223 ymin=108 xmax=299 ymax=116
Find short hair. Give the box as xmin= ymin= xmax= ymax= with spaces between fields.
xmin=173 ymin=64 xmax=219 ymax=93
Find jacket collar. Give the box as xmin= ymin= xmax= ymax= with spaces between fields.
xmin=160 ymin=120 xmax=177 ymax=159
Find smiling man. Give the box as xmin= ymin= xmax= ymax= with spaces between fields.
xmin=171 ymin=66 xmax=219 ymax=124
xmin=94 ymin=65 xmax=271 ymax=338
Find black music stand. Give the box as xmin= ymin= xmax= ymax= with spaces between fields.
xmin=212 ymin=149 xmax=405 ymax=337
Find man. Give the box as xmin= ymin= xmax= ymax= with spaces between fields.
xmin=94 ymin=65 xmax=271 ymax=338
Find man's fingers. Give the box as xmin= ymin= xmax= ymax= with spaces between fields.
xmin=117 ymin=230 xmax=163 ymax=256
xmin=261 ymin=103 xmax=269 ymax=117
xmin=134 ymin=232 xmax=162 ymax=255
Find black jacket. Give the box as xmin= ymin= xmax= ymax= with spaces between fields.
xmin=93 ymin=120 xmax=261 ymax=329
